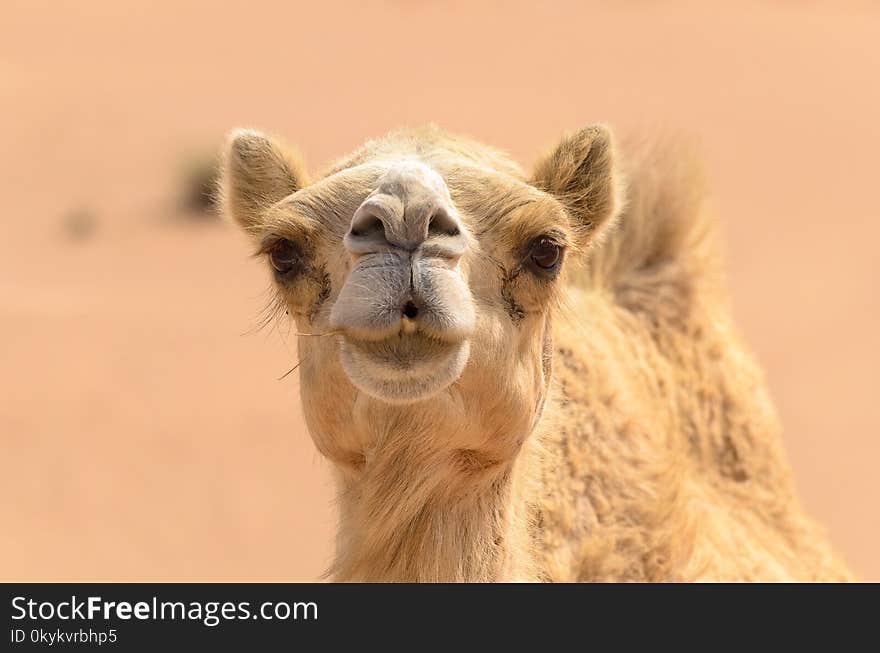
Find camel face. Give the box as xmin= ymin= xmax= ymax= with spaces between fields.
xmin=222 ymin=125 xmax=617 ymax=470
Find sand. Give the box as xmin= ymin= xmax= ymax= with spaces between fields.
xmin=1 ymin=1 xmax=877 ymax=580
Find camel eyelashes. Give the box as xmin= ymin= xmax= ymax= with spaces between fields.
xmin=526 ymin=237 xmax=563 ymax=276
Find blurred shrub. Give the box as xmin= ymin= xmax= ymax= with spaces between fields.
xmin=62 ymin=208 xmax=98 ymax=240
xmin=178 ymin=153 xmax=220 ymax=216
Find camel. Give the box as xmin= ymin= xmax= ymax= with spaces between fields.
xmin=220 ymin=124 xmax=853 ymax=581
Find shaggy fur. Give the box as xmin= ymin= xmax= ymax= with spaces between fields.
xmin=221 ymin=124 xmax=853 ymax=581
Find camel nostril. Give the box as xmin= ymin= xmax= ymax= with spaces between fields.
xmin=349 ymin=213 xmax=385 ymax=239
xmin=402 ymin=301 xmax=419 ymax=320
xmin=427 ymin=207 xmax=461 ymax=237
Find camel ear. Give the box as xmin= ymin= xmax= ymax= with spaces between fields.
xmin=220 ymin=129 xmax=309 ymax=235
xmin=531 ymin=125 xmax=621 ymax=247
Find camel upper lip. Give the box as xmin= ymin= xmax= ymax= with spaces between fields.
xmin=337 ymin=318 xmax=469 ymax=345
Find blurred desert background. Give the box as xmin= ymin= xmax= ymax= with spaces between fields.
xmin=2 ymin=1 xmax=878 ymax=580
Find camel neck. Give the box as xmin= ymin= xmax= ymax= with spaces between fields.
xmin=328 ymin=426 xmax=541 ymax=582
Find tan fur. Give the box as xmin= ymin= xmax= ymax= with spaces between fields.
xmin=221 ymin=124 xmax=853 ymax=581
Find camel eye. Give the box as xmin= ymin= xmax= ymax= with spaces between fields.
xmin=268 ymin=239 xmax=302 ymax=277
xmin=528 ymin=238 xmax=562 ymax=274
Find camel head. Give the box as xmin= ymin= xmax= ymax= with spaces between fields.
xmin=221 ymin=125 xmax=620 ymax=473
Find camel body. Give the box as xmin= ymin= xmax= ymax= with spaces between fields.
xmin=221 ymin=125 xmax=853 ymax=581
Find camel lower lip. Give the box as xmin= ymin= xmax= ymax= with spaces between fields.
xmin=338 ymin=334 xmax=470 ymax=404
xmin=346 ymin=334 xmax=457 ymax=372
